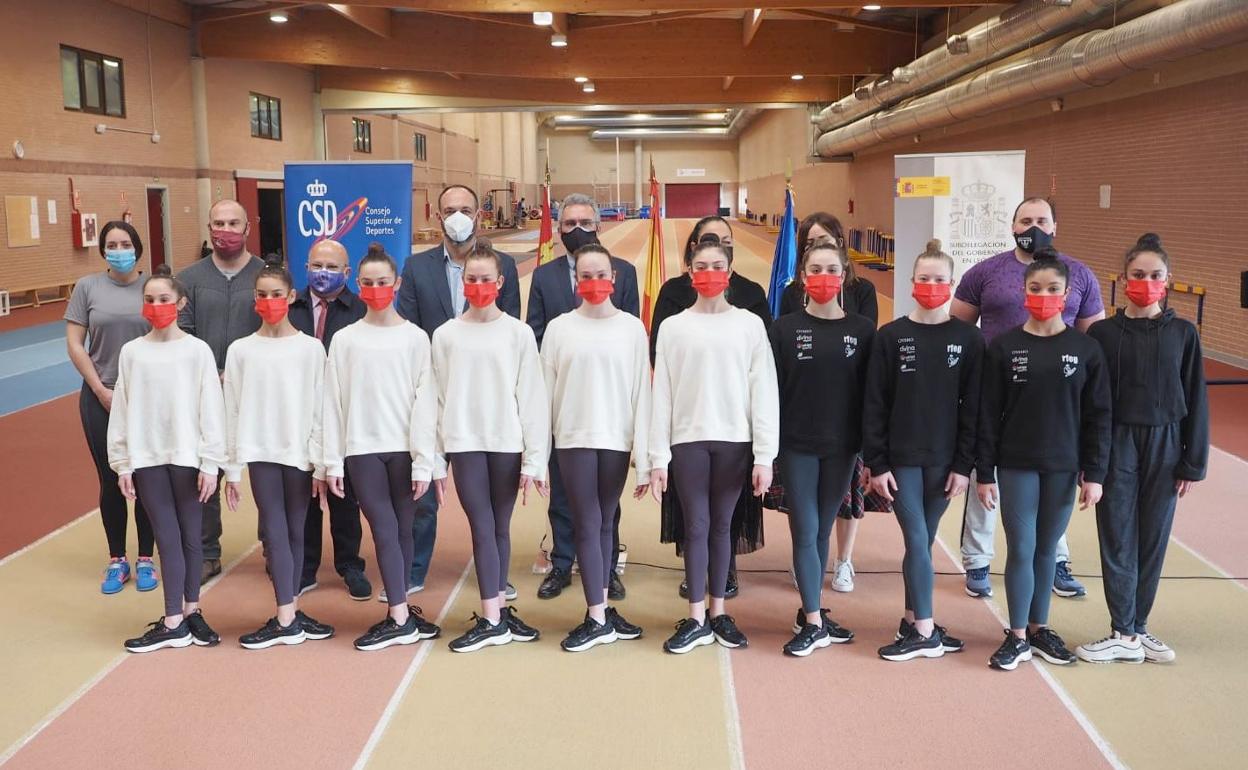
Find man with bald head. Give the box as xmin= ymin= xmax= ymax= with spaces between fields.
xmin=178 ymin=198 xmax=265 ymax=583
xmin=288 ymin=239 xmax=372 ymax=600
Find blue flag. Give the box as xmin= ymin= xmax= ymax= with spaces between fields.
xmin=767 ymin=186 xmax=797 ymax=318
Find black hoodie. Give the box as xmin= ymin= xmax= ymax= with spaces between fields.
xmin=1087 ymin=308 xmax=1209 ymax=480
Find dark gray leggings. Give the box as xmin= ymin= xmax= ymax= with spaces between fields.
xmin=132 ymin=465 xmax=203 ymax=616
xmin=781 ymin=448 xmax=857 ymax=614
xmin=450 ymin=452 xmax=522 ymax=601
xmin=893 ymin=465 xmax=952 ymax=621
xmin=346 ymin=452 xmax=418 ymax=609
xmin=555 ymin=448 xmax=630 ymax=606
xmin=250 ymin=462 xmax=312 ymax=607
xmin=671 ymin=441 xmax=751 ymax=602
xmin=998 ymin=469 xmax=1078 ymax=629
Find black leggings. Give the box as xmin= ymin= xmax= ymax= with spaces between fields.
xmin=80 ymin=383 xmax=153 ymax=558
xmin=250 ymin=462 xmax=312 ymax=607
xmin=449 ymin=452 xmax=522 ymax=601
xmin=132 ymin=465 xmax=203 ymax=616
xmin=346 ymin=452 xmax=418 ymax=609
xmin=671 ymin=441 xmax=751 ymax=602
xmin=556 ymin=448 xmax=630 ymax=606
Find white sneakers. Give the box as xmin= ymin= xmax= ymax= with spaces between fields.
xmin=831 ymin=559 xmax=855 ymax=593
xmin=1076 ymin=631 xmax=1175 ymax=664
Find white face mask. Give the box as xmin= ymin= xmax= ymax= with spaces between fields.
xmin=443 ymin=211 xmax=475 ymax=244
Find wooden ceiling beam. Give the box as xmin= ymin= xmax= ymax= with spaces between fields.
xmin=743 ymin=9 xmax=764 ymax=48
xmin=569 ymin=12 xmax=710 ymax=31
xmin=787 ymin=9 xmax=913 ymax=36
xmin=200 ymin=14 xmax=914 ymax=79
xmin=310 ymin=1 xmax=990 ymax=11
xmin=105 ymin=0 xmax=191 ymax=28
xmin=327 ymin=3 xmax=392 ymax=37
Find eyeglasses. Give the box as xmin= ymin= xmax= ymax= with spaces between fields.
xmin=560 ymin=219 xmax=596 ymax=230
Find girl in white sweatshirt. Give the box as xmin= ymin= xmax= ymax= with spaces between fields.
xmin=222 ymin=258 xmax=335 ymax=649
xmin=323 ymin=244 xmax=440 ymax=651
xmin=432 ymin=242 xmax=550 ymax=653
xmin=650 ymin=241 xmax=779 ymax=655
xmin=108 ymin=265 xmax=226 ymax=653
xmin=540 ymin=244 xmax=650 ymax=652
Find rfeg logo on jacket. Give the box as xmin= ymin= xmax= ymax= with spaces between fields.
xmin=843 ymin=335 xmax=859 ymax=358
xmin=947 ymin=343 xmax=962 ymax=368
xmin=1062 ymin=353 xmax=1079 ymax=378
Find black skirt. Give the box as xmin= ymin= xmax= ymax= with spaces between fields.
xmin=659 ymin=469 xmax=765 ymax=556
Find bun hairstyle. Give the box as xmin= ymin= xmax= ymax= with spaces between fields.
xmin=143 ymin=263 xmax=185 ymax=298
xmin=98 ymin=220 xmax=143 ymax=259
xmin=464 ymin=240 xmax=502 ymax=273
xmin=683 ymin=216 xmax=731 ymax=265
xmin=257 ymin=254 xmax=294 ymax=291
xmin=1125 ymin=232 xmax=1170 ymax=270
xmin=913 ymin=238 xmax=955 ymax=277
xmin=1023 ymin=244 xmax=1070 ymax=284
xmin=358 ymin=241 xmax=397 ymax=277
xmin=572 ymin=243 xmax=612 ymax=266
xmin=692 ymin=237 xmax=732 ymax=265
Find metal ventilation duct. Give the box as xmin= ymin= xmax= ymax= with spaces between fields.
xmin=554 ymin=112 xmax=732 ymax=128
xmin=812 ymin=0 xmax=1121 ymax=134
xmin=588 ymin=108 xmax=760 ymax=141
xmin=815 ymin=0 xmax=1248 ymax=158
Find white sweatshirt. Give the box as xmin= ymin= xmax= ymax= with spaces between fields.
xmin=107 ymin=334 xmax=227 ymax=476
xmin=322 ymin=320 xmax=437 ymax=482
xmin=540 ymin=310 xmax=651 ymax=476
xmin=431 ymin=313 xmax=549 ymax=480
xmin=648 ymin=306 xmax=780 ymax=471
xmin=222 ymin=331 xmax=326 ymax=483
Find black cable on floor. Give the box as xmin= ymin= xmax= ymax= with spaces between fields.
xmin=621 ymin=560 xmax=1248 ymax=582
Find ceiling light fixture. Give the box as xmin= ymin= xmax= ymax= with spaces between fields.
xmin=582 ymin=81 xmax=596 ymax=93
xmin=790 ymin=74 xmax=805 ymax=81
xmin=533 ymin=11 xmax=554 ymax=26
xmin=574 ymin=76 xmax=588 ymax=83
xmin=551 ymin=33 xmax=568 ymax=47
xmin=269 ymin=9 xmax=289 ymax=23
xmin=862 ymin=4 xmax=882 ymax=11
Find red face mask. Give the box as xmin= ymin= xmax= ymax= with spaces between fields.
xmin=254 ymin=296 xmax=289 ymax=325
xmin=576 ymin=278 xmax=613 ymax=305
xmin=1125 ymin=279 xmax=1167 ymax=308
xmin=210 ymin=229 xmax=246 ymax=259
xmin=804 ymin=273 xmax=842 ymax=305
xmin=142 ymin=302 xmax=179 ymax=329
xmin=464 ymin=281 xmax=500 ymax=308
xmin=1024 ymin=293 xmax=1066 ymax=321
xmin=359 ymin=285 xmax=395 ymax=311
xmin=690 ymin=270 xmax=730 ymax=298
xmin=912 ymin=282 xmax=952 ymax=309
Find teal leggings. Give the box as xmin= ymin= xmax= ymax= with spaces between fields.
xmin=998 ymin=469 xmax=1078 ymax=629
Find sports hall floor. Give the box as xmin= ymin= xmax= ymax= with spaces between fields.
xmin=2 ymin=220 xmax=1246 ymax=769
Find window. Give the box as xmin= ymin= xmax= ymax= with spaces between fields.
xmin=353 ymin=118 xmax=372 ymax=153
xmin=414 ymin=132 xmax=427 ymax=161
xmin=60 ymin=45 xmax=124 ymax=117
xmin=249 ymin=92 xmax=282 ymax=140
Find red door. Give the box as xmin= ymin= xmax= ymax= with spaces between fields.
xmin=145 ymin=188 xmax=166 ymax=271
xmin=664 ymin=183 xmax=720 ymax=218
xmin=234 ymin=177 xmax=262 ymax=255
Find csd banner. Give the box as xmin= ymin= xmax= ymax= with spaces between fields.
xmin=283 ymin=161 xmax=413 ymax=291
xmin=892 ymin=151 xmax=1025 ymax=318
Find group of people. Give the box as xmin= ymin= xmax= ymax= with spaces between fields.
xmin=67 ymin=187 xmax=1207 ymax=670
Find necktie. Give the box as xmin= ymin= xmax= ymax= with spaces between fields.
xmin=315 ymin=298 xmax=328 ymax=341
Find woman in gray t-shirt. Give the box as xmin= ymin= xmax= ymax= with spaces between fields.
xmin=65 ymin=220 xmax=157 ymax=596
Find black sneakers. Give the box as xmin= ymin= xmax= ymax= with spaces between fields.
xmin=783 ymin=623 xmax=832 ymax=657
xmin=663 ymin=616 xmax=715 ymax=654
xmin=989 ymin=631 xmax=1033 ymax=671
xmin=354 ymin=614 xmax=420 ymax=651
xmin=449 ymin=613 xmax=513 ymax=653
xmin=186 ymin=610 xmax=220 ymax=647
xmin=679 ymin=571 xmax=739 ymax=600
xmin=296 ymin=610 xmax=335 ymax=641
xmin=240 ymin=617 xmax=306 ymax=650
xmin=502 ymin=606 xmax=539 ymax=642
xmin=709 ymin=614 xmax=748 ymax=649
xmin=124 ymin=618 xmax=194 ymax=653
xmin=879 ymin=627 xmax=944 ymax=662
xmin=606 ymin=607 xmax=643 ymax=640
xmin=560 ymin=614 xmax=618 ymax=652
xmin=344 ymin=569 xmax=372 ymax=601
xmin=407 ymin=606 xmax=441 ymax=640
xmin=896 ymin=618 xmax=964 ymax=652
xmin=537 ymin=568 xmax=572 ymax=599
xmin=607 ymin=571 xmax=626 ymax=601
xmin=792 ymin=609 xmax=854 ymax=643
xmin=1028 ymin=626 xmax=1076 ymax=665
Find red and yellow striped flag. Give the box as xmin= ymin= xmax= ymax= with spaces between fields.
xmin=641 ymin=159 xmax=665 ymax=334
xmin=536 ymin=160 xmax=555 ymax=266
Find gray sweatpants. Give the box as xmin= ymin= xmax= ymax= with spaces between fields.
xmin=961 ymin=468 xmax=1070 ymax=570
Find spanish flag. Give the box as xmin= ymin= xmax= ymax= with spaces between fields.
xmin=641 ymin=159 xmax=666 ymax=334
xmin=536 ymin=160 xmax=555 ymax=266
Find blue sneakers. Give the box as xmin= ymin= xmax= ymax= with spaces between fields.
xmin=1052 ymin=561 xmax=1087 ymax=598
xmin=101 ymin=560 xmax=131 ymax=594
xmin=135 ymin=558 xmax=159 ymax=592
xmin=964 ymin=566 xmax=993 ymax=598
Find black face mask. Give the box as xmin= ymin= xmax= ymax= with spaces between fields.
xmin=561 ymin=227 xmax=600 ymax=256
xmin=1014 ymin=226 xmax=1053 ymax=254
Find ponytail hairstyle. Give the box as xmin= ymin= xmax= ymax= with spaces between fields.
xmin=143 ymin=263 xmax=185 ymax=299
xmin=796 ymin=212 xmax=856 ymax=284
xmin=257 ymin=254 xmax=294 ymax=291
xmin=1124 ymin=232 xmax=1170 ymax=272
xmin=464 ymin=240 xmax=502 ymax=275
xmin=358 ymin=241 xmax=397 ymax=278
xmin=913 ymin=238 xmax=955 ymax=278
xmin=1023 ymin=245 xmax=1069 ymax=286
xmin=683 ymin=216 xmax=731 ymax=266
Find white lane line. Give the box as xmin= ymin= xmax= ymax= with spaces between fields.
xmin=718 ymin=645 xmax=747 ymax=770
xmin=932 ymin=538 xmax=1128 ymax=770
xmin=0 ymin=510 xmax=95 ymax=569
xmin=352 ymin=559 xmax=474 ymax=770
xmin=1169 ymin=533 xmax=1248 ymax=592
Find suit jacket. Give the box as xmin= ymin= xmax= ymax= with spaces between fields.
xmin=396 ymin=243 xmax=521 ymax=336
xmin=289 ymin=287 xmax=367 ymax=352
xmin=648 ymin=272 xmax=771 ymax=364
xmin=526 ymin=255 xmax=640 ymax=348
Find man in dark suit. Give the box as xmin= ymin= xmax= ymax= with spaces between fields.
xmin=397 ymin=184 xmax=521 ymax=598
xmin=526 ymin=193 xmax=640 ymax=600
xmin=288 ymin=239 xmax=372 ymax=601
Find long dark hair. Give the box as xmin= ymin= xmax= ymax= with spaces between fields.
xmin=683 ymin=216 xmax=731 ymax=266
xmin=98 ymin=220 xmax=144 ymax=259
xmin=797 ymin=212 xmax=856 ymax=284
xmin=1023 ymin=246 xmax=1069 ymax=286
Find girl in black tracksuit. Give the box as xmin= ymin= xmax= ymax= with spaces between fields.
xmin=1076 ymin=233 xmax=1208 ymax=665
xmin=863 ymin=240 xmax=982 ymax=662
